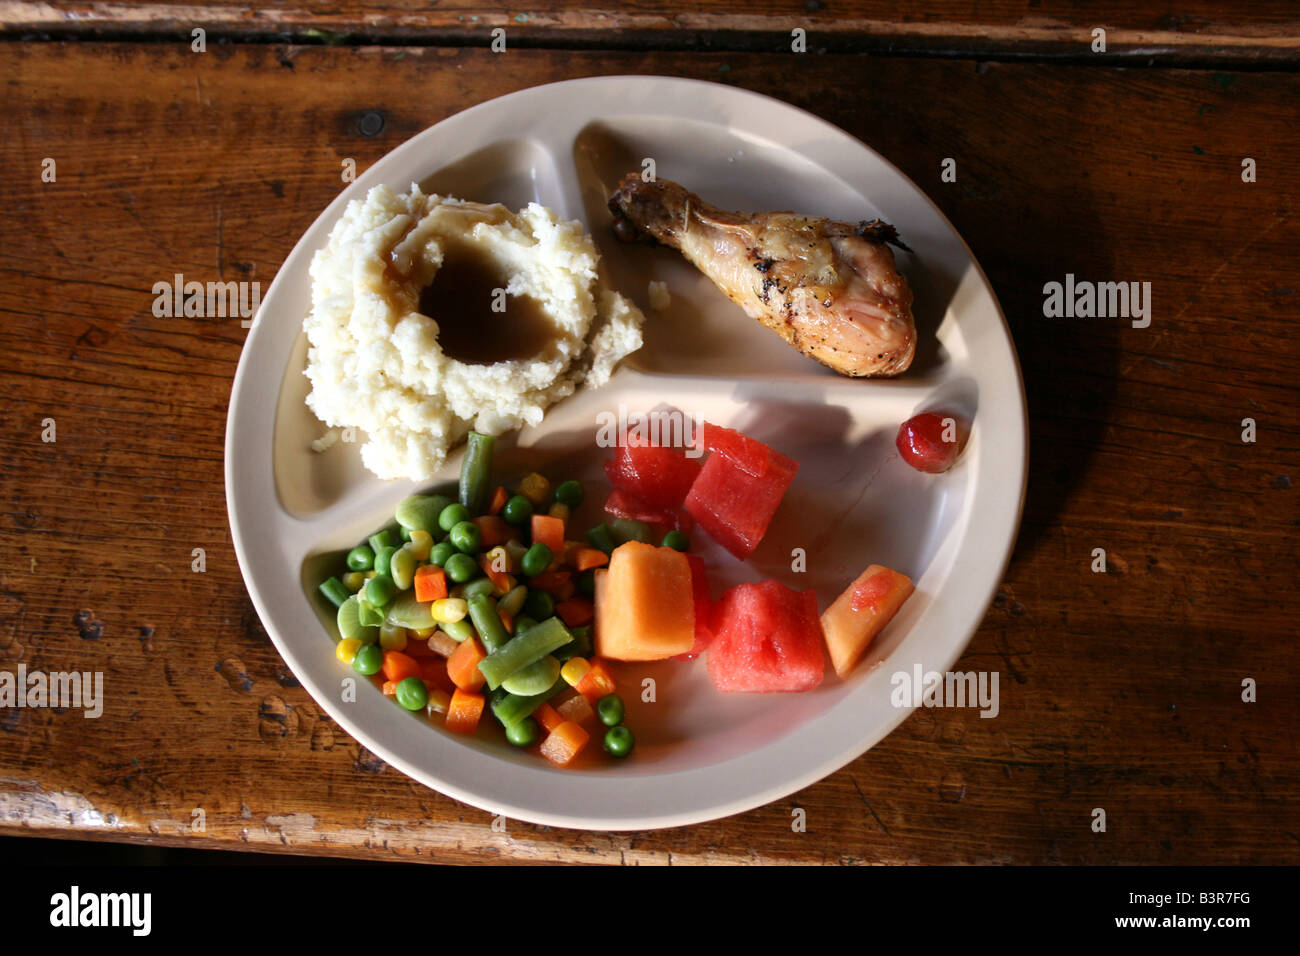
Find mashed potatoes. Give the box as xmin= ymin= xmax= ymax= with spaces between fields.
xmin=303 ymin=184 xmax=644 ymax=480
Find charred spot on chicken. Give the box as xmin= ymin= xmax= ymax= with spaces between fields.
xmin=607 ymin=174 xmax=916 ymax=378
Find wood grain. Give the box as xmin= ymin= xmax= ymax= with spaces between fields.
xmin=2 ymin=2 xmax=1299 ymax=65
xmin=0 ymin=42 xmax=1296 ymax=864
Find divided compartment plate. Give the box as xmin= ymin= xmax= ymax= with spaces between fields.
xmin=226 ymin=76 xmax=1027 ymax=830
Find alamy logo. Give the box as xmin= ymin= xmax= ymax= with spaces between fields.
xmin=49 ymin=886 xmax=151 ymax=936
xmin=594 ymin=403 xmax=704 ymax=457
xmin=151 ymin=273 xmax=260 ymax=323
xmin=890 ymin=665 xmax=1000 ymax=718
xmin=0 ymin=664 xmax=103 ymax=717
xmin=1042 ymin=274 xmax=1151 ymax=328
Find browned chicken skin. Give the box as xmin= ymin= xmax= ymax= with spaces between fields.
xmin=608 ymin=175 xmax=916 ymax=377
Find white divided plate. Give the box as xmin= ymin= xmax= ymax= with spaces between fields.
xmin=225 ymin=76 xmax=1027 ymax=830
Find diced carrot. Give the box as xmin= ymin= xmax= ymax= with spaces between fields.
xmin=531 ymin=514 xmax=565 ymax=560
xmin=414 ymin=565 xmax=448 ymax=602
xmin=529 ymin=570 xmax=571 ymax=593
xmin=480 ymin=553 xmax=513 ymax=594
xmin=446 ymin=636 xmax=487 ymax=691
xmin=572 ymin=547 xmax=609 ymax=572
xmin=473 ymin=515 xmax=515 ymax=549
xmin=488 ymin=485 xmax=508 ymax=516
xmin=498 ymin=608 xmax=514 ymax=635
xmin=382 ymin=651 xmax=421 ymax=684
xmin=382 ymin=680 xmax=397 ymax=697
xmin=404 ymin=637 xmax=436 ymax=658
xmin=553 ymin=580 xmax=576 ymax=602
xmin=534 ymin=702 xmax=564 ymax=734
xmin=445 ymin=688 xmax=485 ymax=734
xmin=540 ymin=721 xmax=590 ymax=767
xmin=555 ymin=597 xmax=595 ymax=627
xmin=419 ymin=657 xmax=454 ymax=693
xmin=556 ymin=693 xmax=594 ymax=725
xmin=575 ymin=659 xmax=616 ymax=701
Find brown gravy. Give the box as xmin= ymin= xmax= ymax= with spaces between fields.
xmin=417 ymin=245 xmax=556 ymax=365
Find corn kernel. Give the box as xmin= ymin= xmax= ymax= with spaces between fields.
xmin=379 ymin=623 xmax=408 ymax=651
xmin=548 ymin=502 xmax=571 ymax=522
xmin=336 ymin=638 xmax=362 ymax=664
xmin=342 ymin=571 xmax=367 ymax=592
xmin=519 ymin=472 xmax=552 ymax=507
xmin=407 ymin=530 xmax=433 ymax=561
xmin=427 ymin=689 xmax=452 ymax=716
xmin=411 ymin=626 xmax=437 ymax=640
xmin=432 ymin=598 xmax=468 ymax=624
xmin=561 ymin=657 xmax=591 ymax=687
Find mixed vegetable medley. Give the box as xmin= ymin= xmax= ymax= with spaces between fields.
xmin=315 ymin=412 xmax=967 ymax=768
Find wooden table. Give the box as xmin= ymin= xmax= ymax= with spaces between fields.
xmin=1 ymin=3 xmax=1297 ymax=865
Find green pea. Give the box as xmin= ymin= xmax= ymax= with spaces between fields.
xmin=364 ymin=575 xmax=395 ymax=607
xmin=346 ymin=545 xmax=375 ymax=572
xmin=395 ymin=676 xmax=429 ymax=712
xmin=603 ymin=725 xmax=635 ymax=758
xmin=523 ymin=589 xmax=554 ymax=621
xmin=444 ymin=553 xmax=478 ymax=583
xmin=352 ymin=642 xmax=383 ymax=676
xmin=596 ymin=694 xmax=625 ymax=728
xmin=513 ymin=615 xmax=538 ymax=634
xmin=521 ymin=542 xmax=553 ymax=578
xmin=438 ymin=502 xmax=472 ymax=532
xmin=575 ymin=569 xmax=597 ymax=598
xmin=502 ymin=495 xmax=533 ymax=526
xmin=554 ymin=480 xmax=585 ymax=507
xmin=450 ymin=520 xmax=482 ymax=555
xmin=661 ymin=530 xmax=690 ymax=552
xmin=430 ymin=542 xmax=457 ymax=567
xmin=372 ymin=545 xmax=397 ymax=578
xmin=505 ymin=716 xmax=540 ymax=748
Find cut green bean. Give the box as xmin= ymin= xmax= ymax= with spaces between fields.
xmin=585 ymin=523 xmax=618 ymax=555
xmin=319 ymin=576 xmax=349 ymax=608
xmin=477 ymin=616 xmax=574 ymax=690
xmin=498 ymin=584 xmax=528 ymax=618
xmin=369 ymin=529 xmax=396 ymax=554
xmin=468 ymin=594 xmax=510 ymax=654
xmin=553 ymin=624 xmax=592 ymax=662
xmin=462 ymin=577 xmax=496 ymax=602
xmin=459 ymin=431 xmax=496 ymax=516
xmin=610 ymin=518 xmax=653 ymax=545
xmin=490 ymin=678 xmax=566 ymax=727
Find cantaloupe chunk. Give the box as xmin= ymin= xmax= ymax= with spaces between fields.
xmin=594 ymin=541 xmax=695 ymax=660
xmin=820 ymin=565 xmax=914 ymax=679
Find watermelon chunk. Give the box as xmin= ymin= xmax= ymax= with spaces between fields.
xmin=706 ymin=580 xmax=824 ymax=692
xmin=603 ymin=440 xmax=702 ymax=511
xmin=702 ymin=422 xmax=770 ymax=477
xmin=684 ymin=441 xmax=798 ymax=560
xmin=675 ymin=554 xmax=714 ymax=661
